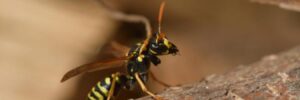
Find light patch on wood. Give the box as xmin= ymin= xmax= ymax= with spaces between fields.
xmin=227 ymin=91 xmax=244 ymax=100
xmin=251 ymin=0 xmax=300 ymax=12
xmin=277 ymin=72 xmax=289 ymax=83
xmin=266 ymin=84 xmax=279 ymax=97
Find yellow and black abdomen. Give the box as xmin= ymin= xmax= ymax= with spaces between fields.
xmin=87 ymin=74 xmax=128 ymax=100
xmin=87 ymin=77 xmax=112 ymax=100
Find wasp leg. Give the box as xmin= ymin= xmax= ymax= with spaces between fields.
xmin=149 ymin=71 xmax=171 ymax=87
xmin=106 ymin=72 xmax=121 ymax=100
xmin=134 ymin=73 xmax=162 ymax=100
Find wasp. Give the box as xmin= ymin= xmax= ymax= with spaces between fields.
xmin=61 ymin=1 xmax=178 ymax=100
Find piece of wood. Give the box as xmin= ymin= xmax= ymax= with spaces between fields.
xmin=252 ymin=0 xmax=300 ymax=12
xmin=137 ymin=46 xmax=300 ymax=100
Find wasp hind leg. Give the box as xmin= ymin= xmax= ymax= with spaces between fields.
xmin=134 ymin=73 xmax=163 ymax=100
xmin=106 ymin=72 xmax=122 ymax=100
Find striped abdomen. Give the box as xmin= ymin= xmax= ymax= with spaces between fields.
xmin=87 ymin=74 xmax=128 ymax=100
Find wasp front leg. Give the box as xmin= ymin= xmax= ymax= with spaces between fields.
xmin=134 ymin=73 xmax=163 ymax=100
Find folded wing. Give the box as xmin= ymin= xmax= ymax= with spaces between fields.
xmin=61 ymin=56 xmax=130 ymax=82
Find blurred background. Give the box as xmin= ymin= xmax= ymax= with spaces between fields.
xmin=1 ymin=0 xmax=300 ymax=100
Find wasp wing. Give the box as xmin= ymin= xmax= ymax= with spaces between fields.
xmin=61 ymin=56 xmax=130 ymax=82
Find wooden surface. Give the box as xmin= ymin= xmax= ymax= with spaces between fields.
xmin=138 ymin=46 xmax=300 ymax=100
xmin=252 ymin=0 xmax=300 ymax=11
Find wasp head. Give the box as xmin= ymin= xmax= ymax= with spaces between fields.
xmin=148 ymin=32 xmax=179 ymax=55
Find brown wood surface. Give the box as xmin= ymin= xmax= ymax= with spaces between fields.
xmin=252 ymin=0 xmax=300 ymax=11
xmin=138 ymin=46 xmax=300 ymax=100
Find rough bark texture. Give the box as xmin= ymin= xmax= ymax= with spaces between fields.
xmin=252 ymin=0 xmax=300 ymax=12
xmin=137 ymin=46 xmax=300 ymax=100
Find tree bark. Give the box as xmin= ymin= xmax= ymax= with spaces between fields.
xmin=137 ymin=46 xmax=300 ymax=100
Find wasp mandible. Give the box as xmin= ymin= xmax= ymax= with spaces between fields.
xmin=61 ymin=1 xmax=178 ymax=100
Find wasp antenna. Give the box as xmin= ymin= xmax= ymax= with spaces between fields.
xmin=158 ymin=1 xmax=166 ymax=34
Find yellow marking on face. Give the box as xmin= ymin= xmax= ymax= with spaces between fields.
xmin=105 ymin=78 xmax=111 ymax=85
xmin=92 ymin=87 xmax=104 ymax=100
xmin=163 ymin=38 xmax=172 ymax=48
xmin=150 ymin=49 xmax=157 ymax=54
xmin=88 ymin=93 xmax=97 ymax=100
xmin=97 ymin=82 xmax=108 ymax=96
